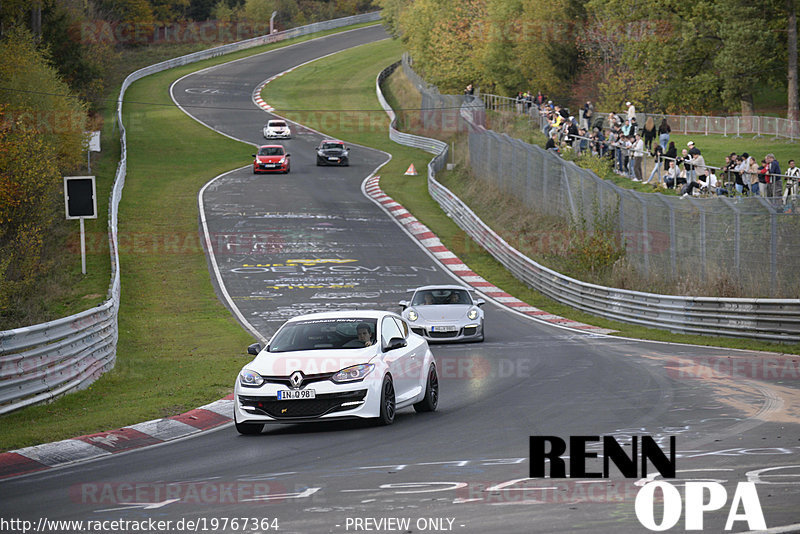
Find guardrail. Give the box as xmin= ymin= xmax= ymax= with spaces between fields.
xmin=0 ymin=11 xmax=383 ymax=416
xmin=376 ymin=60 xmax=800 ymax=343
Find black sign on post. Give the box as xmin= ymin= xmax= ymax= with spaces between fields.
xmin=64 ymin=176 xmax=97 ymax=275
xmin=64 ymin=176 xmax=97 ymax=219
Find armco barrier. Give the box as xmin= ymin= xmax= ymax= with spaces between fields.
xmin=377 ymin=61 xmax=800 ymax=343
xmin=0 ymin=12 xmax=382 ymax=416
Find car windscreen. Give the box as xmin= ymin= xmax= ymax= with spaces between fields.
xmin=321 ymin=143 xmax=343 ymax=150
xmin=268 ymin=318 xmax=378 ymax=352
xmin=268 ymin=121 xmax=286 ymax=128
xmin=412 ymin=289 xmax=471 ymax=306
xmin=258 ymin=147 xmax=284 ymax=156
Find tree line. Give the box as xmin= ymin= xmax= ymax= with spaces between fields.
xmin=377 ymin=0 xmax=799 ymax=120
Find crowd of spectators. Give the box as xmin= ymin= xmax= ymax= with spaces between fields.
xmin=515 ymin=94 xmax=800 ymax=204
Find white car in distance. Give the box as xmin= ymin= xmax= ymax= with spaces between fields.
xmin=399 ymin=285 xmax=485 ymax=342
xmin=262 ymin=119 xmax=291 ymax=139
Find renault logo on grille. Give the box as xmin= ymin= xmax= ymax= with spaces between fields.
xmin=289 ymin=371 xmax=304 ymax=389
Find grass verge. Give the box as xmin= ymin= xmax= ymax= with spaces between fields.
xmin=264 ymin=42 xmax=799 ymax=355
xmin=0 ymin=22 xmax=384 ymax=452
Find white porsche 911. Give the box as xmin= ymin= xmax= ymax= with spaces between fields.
xmin=399 ymin=285 xmax=485 ymax=342
xmin=262 ymin=119 xmax=291 ymax=139
xmin=234 ymin=311 xmax=438 ymax=434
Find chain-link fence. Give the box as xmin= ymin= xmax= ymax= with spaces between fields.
xmin=401 ymin=56 xmax=800 ymax=297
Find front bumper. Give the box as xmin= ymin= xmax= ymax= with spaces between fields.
xmin=409 ymin=322 xmax=483 ymax=342
xmin=254 ymin=162 xmax=288 ymax=173
xmin=317 ymin=155 xmax=349 ymax=166
xmin=234 ymin=380 xmax=380 ymax=424
xmin=263 ymin=131 xmax=291 ymax=139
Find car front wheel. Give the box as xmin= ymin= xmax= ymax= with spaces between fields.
xmin=234 ymin=412 xmax=264 ymax=435
xmin=414 ymin=364 xmax=439 ymax=413
xmin=377 ymin=375 xmax=396 ymax=425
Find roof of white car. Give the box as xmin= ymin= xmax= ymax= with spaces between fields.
xmin=286 ymin=310 xmax=397 ymax=323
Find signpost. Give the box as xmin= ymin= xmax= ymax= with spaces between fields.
xmin=64 ymin=176 xmax=98 ymax=275
xmin=86 ymin=131 xmax=101 ymax=173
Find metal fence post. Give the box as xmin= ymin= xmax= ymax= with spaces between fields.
xmin=771 ymin=212 xmax=777 ymax=293
xmin=641 ymin=198 xmax=649 ymax=277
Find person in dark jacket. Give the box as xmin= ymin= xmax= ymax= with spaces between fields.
xmin=658 ymin=118 xmax=671 ymax=150
xmin=642 ymin=116 xmax=656 ymax=152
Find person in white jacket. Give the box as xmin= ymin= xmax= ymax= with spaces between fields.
xmin=632 ymin=134 xmax=645 ymax=181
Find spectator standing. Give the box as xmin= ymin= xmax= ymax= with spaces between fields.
xmin=692 ymin=152 xmax=708 ymax=183
xmin=757 ymin=159 xmax=770 ymax=197
xmin=632 ymin=134 xmax=645 ymax=181
xmin=784 ymin=159 xmax=799 ymax=201
xmin=626 ymin=101 xmax=636 ymax=122
xmin=658 ymin=118 xmax=671 ymax=150
xmin=645 ymin=143 xmax=664 ymax=184
xmin=515 ymin=92 xmax=524 ymax=114
xmin=748 ymin=157 xmax=761 ymax=196
xmin=664 ymin=141 xmax=677 ymax=167
xmin=582 ymin=101 xmax=594 ymax=130
xmin=767 ymin=154 xmax=782 ymax=198
xmin=621 ymin=119 xmax=632 ymax=137
xmin=686 ymin=141 xmax=699 ymax=182
xmin=642 ymin=116 xmax=656 ymax=151
xmin=629 ymin=117 xmax=638 ymax=137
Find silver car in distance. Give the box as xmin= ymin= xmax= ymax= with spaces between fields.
xmin=399 ymin=285 xmax=485 ymax=343
xmin=234 ymin=311 xmax=438 ymax=434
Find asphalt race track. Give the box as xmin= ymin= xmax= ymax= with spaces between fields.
xmin=2 ymin=25 xmax=800 ymax=534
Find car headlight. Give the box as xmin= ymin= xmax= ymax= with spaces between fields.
xmin=468 ymin=309 xmax=479 ymax=320
xmin=278 ymin=157 xmax=285 ymax=163
xmin=407 ymin=309 xmax=418 ymax=322
xmin=239 ymin=369 xmax=264 ymax=387
xmin=332 ymin=364 xmax=374 ymax=383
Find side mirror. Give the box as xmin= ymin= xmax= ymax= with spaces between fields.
xmin=384 ymin=337 xmax=407 ymax=351
xmin=398 ymin=300 xmax=410 ymax=310
xmin=247 ymin=342 xmax=262 ymax=355
xmin=285 ymin=153 xmax=291 ymax=157
xmin=251 ymin=154 xmax=256 ymax=158
xmin=475 ymin=298 xmax=485 ymax=306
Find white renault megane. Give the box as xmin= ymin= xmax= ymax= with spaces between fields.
xmin=234 ymin=311 xmax=438 ymax=434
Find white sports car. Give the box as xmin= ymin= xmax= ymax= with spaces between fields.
xmin=234 ymin=311 xmax=438 ymax=434
xmin=262 ymin=119 xmax=291 ymax=139
xmin=399 ymin=285 xmax=485 ymax=342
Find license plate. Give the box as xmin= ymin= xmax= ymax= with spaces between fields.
xmin=277 ymin=389 xmax=315 ymax=400
xmin=431 ymin=325 xmax=457 ymax=332
xmin=328 ymin=157 xmax=339 ymax=161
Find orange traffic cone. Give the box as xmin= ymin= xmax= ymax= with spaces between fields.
xmin=404 ymin=164 xmax=418 ymax=175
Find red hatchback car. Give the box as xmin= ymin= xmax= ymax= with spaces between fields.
xmin=253 ymin=144 xmax=290 ymax=174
